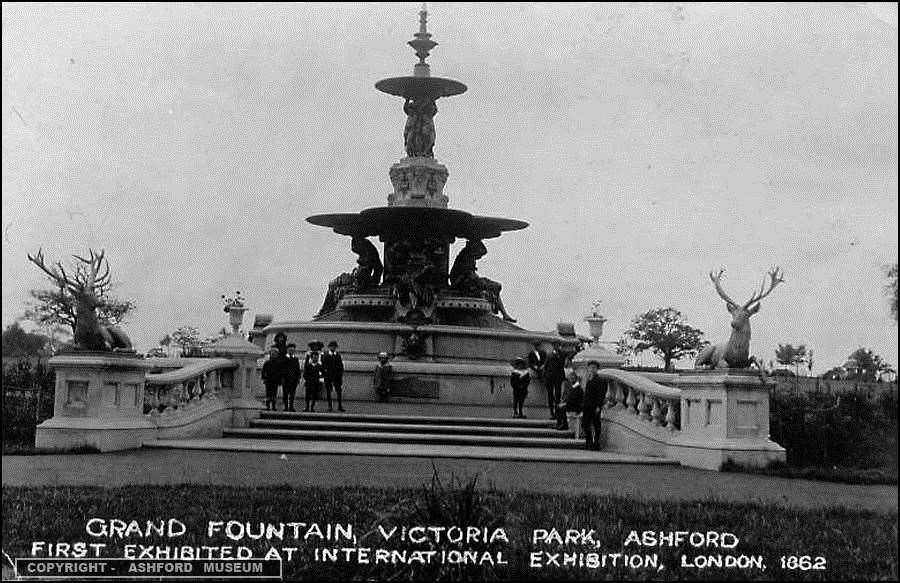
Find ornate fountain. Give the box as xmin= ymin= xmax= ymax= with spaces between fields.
xmin=261 ymin=6 xmax=577 ymax=404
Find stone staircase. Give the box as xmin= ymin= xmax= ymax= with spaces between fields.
xmin=144 ymin=405 xmax=678 ymax=465
xmin=223 ymin=411 xmax=579 ymax=449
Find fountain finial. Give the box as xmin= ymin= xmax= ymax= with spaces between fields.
xmin=409 ymin=3 xmax=438 ymax=76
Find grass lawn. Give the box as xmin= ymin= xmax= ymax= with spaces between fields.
xmin=3 ymin=481 xmax=896 ymax=581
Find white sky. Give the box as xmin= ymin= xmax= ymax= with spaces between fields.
xmin=2 ymin=2 xmax=897 ymax=372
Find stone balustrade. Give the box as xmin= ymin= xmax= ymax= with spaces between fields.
xmin=567 ymin=364 xmax=785 ymax=470
xmin=144 ymin=358 xmax=236 ymax=418
xmin=598 ymin=369 xmax=681 ymax=432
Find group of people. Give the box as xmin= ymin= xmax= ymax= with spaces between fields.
xmin=510 ymin=341 xmax=605 ymax=450
xmin=261 ymin=333 xmax=345 ymax=413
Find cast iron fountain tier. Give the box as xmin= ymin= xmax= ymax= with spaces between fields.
xmin=263 ymin=6 xmax=575 ymax=405
xmin=307 ymin=5 xmax=528 ymax=327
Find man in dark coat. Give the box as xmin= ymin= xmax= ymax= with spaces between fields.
xmin=281 ymin=343 xmax=301 ymax=412
xmin=323 ymin=340 xmax=345 ymax=412
xmin=261 ymin=347 xmax=282 ymax=411
xmin=582 ymin=360 xmax=606 ymax=450
xmin=544 ymin=342 xmax=567 ymax=418
xmin=303 ymin=349 xmax=326 ymax=412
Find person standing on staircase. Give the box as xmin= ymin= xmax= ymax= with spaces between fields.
xmin=544 ymin=342 xmax=567 ymax=418
xmin=303 ymin=349 xmax=326 ymax=412
xmin=555 ymin=370 xmax=583 ymax=430
xmin=323 ymin=340 xmax=345 ymax=412
xmin=374 ymin=352 xmax=393 ymax=401
xmin=582 ymin=360 xmax=605 ymax=450
xmin=261 ymin=347 xmax=282 ymax=411
xmin=510 ymin=357 xmax=531 ymax=418
xmin=282 ymin=343 xmax=301 ymax=412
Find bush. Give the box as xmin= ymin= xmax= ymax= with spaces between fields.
xmin=2 ymin=360 xmax=54 ymax=451
xmin=769 ymin=389 xmax=898 ymax=478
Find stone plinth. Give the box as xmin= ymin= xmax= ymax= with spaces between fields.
xmin=36 ymin=352 xmax=155 ymax=452
xmin=388 ymin=157 xmax=449 ymax=208
xmin=666 ymin=369 xmax=785 ymax=470
xmin=203 ymin=334 xmax=265 ymax=427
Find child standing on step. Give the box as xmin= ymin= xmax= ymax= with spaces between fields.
xmin=510 ymin=357 xmax=531 ymax=418
xmin=303 ymin=350 xmax=326 ymax=412
xmin=374 ymin=352 xmax=392 ymax=401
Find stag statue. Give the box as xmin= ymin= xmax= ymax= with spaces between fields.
xmin=27 ymin=248 xmax=134 ymax=352
xmin=695 ymin=266 xmax=784 ymax=369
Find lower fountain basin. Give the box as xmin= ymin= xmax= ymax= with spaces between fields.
xmin=258 ymin=320 xmax=578 ymax=406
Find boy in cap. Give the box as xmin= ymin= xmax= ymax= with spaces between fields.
xmin=510 ymin=357 xmax=531 ymax=418
xmin=374 ymin=352 xmax=393 ymax=401
xmin=261 ymin=347 xmax=282 ymax=411
xmin=323 ymin=340 xmax=345 ymax=412
xmin=282 ymin=343 xmax=301 ymax=412
xmin=303 ymin=348 xmax=326 ymax=412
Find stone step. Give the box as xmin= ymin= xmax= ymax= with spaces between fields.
xmin=144 ymin=438 xmax=679 ymax=465
xmin=223 ymin=427 xmax=581 ymax=449
xmin=249 ymin=418 xmax=571 ymax=438
xmin=260 ymin=410 xmax=557 ymax=428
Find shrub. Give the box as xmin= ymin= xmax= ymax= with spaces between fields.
xmin=769 ymin=389 xmax=897 ymax=477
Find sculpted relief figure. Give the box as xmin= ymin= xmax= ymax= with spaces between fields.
xmin=391 ymin=252 xmax=439 ymax=322
xmin=403 ymin=97 xmax=437 ymax=158
xmin=695 ymin=267 xmax=784 ymax=369
xmin=316 ymin=237 xmax=383 ymax=318
xmin=449 ymin=239 xmax=517 ymax=322
xmin=27 ymin=248 xmax=133 ymax=352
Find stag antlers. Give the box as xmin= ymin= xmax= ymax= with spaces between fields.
xmin=710 ymin=266 xmax=784 ymax=310
xmin=27 ymin=248 xmax=111 ymax=294
xmin=746 ymin=266 xmax=784 ymax=309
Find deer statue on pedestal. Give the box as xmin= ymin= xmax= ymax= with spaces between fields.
xmin=695 ymin=266 xmax=784 ymax=369
xmin=27 ymin=248 xmax=134 ymax=352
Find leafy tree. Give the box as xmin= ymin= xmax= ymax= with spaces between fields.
xmin=620 ymin=307 xmax=708 ymax=371
xmin=885 ymin=263 xmax=898 ymax=323
xmin=775 ymin=343 xmax=809 ymax=376
xmin=1 ymin=323 xmax=49 ymax=358
xmin=23 ymin=284 xmax=135 ymax=337
xmin=170 ymin=326 xmax=202 ymax=357
xmin=846 ymin=348 xmax=894 ymax=383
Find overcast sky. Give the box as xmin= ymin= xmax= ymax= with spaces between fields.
xmin=2 ymin=3 xmax=897 ymax=372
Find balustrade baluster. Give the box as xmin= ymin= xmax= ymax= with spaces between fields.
xmin=626 ymin=387 xmax=637 ymax=414
xmin=638 ymin=391 xmax=650 ymax=420
xmin=614 ymin=382 xmax=626 ymax=408
xmin=650 ymin=397 xmax=663 ymax=426
xmin=665 ymin=399 xmax=677 ymax=431
xmin=604 ymin=380 xmax=616 ymax=408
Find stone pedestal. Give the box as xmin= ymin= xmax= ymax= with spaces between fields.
xmin=388 ymin=157 xmax=449 ymax=208
xmin=667 ymin=369 xmax=786 ymax=470
xmin=36 ymin=353 xmax=155 ymax=452
xmin=203 ymin=334 xmax=265 ymax=427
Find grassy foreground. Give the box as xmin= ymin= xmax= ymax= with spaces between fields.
xmin=2 ymin=480 xmax=897 ymax=581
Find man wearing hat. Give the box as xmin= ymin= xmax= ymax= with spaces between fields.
xmin=323 ymin=340 xmax=345 ymax=412
xmin=582 ymin=360 xmax=605 ymax=450
xmin=282 ymin=343 xmax=301 ymax=412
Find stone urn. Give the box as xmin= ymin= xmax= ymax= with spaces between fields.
xmin=227 ymin=306 xmax=248 ymax=335
xmin=584 ymin=314 xmax=607 ymax=341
